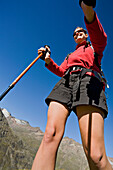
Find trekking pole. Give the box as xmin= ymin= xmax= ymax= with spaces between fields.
xmin=0 ymin=53 xmax=43 ymax=101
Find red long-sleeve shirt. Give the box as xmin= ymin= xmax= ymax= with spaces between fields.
xmin=45 ymin=13 xmax=107 ymax=77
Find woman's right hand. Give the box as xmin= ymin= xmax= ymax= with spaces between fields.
xmin=38 ymin=45 xmax=51 ymax=65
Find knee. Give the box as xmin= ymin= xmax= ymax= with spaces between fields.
xmin=84 ymin=146 xmax=107 ymax=169
xmin=90 ymin=152 xmax=104 ymax=166
xmin=91 ymin=152 xmax=108 ymax=169
xmin=43 ymin=125 xmax=64 ymax=144
xmin=43 ymin=126 xmax=56 ymax=144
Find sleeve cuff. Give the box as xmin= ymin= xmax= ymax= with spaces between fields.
xmin=45 ymin=58 xmax=52 ymax=68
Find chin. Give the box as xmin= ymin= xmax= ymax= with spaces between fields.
xmin=75 ymin=40 xmax=82 ymax=44
xmin=76 ymin=38 xmax=85 ymax=44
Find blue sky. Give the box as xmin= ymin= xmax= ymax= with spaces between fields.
xmin=0 ymin=0 xmax=113 ymax=158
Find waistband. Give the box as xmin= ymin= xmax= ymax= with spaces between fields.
xmin=64 ymin=66 xmax=108 ymax=88
xmin=64 ymin=66 xmax=83 ymax=75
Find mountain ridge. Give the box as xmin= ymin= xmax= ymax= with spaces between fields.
xmin=0 ymin=108 xmax=113 ymax=170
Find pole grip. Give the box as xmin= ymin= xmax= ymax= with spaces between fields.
xmin=0 ymin=84 xmax=14 ymax=101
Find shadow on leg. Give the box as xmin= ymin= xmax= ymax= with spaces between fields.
xmin=76 ymin=105 xmax=113 ymax=170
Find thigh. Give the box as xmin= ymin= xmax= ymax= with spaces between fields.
xmin=76 ymin=105 xmax=106 ymax=156
xmin=46 ymin=101 xmax=70 ymax=135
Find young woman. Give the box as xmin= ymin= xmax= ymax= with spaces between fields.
xmin=32 ymin=0 xmax=113 ymax=169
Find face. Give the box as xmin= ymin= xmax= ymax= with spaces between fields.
xmin=73 ymin=28 xmax=88 ymax=44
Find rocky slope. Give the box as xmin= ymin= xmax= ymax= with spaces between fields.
xmin=0 ymin=108 xmax=113 ymax=170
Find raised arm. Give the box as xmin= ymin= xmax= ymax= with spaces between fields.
xmin=79 ymin=0 xmax=107 ymax=55
xmin=80 ymin=2 xmax=95 ymax=23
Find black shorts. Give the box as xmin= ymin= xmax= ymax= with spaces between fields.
xmin=45 ymin=72 xmax=108 ymax=118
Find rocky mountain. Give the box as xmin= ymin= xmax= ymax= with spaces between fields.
xmin=0 ymin=108 xmax=113 ymax=170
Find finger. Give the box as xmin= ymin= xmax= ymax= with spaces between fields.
xmin=38 ymin=48 xmax=46 ymax=54
xmin=38 ymin=47 xmax=45 ymax=52
xmin=45 ymin=46 xmax=50 ymax=52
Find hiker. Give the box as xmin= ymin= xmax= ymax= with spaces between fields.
xmin=32 ymin=0 xmax=113 ymax=170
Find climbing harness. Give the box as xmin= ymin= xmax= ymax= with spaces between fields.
xmin=64 ymin=41 xmax=109 ymax=88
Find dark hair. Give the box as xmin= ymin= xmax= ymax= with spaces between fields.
xmin=74 ymin=27 xmax=87 ymax=34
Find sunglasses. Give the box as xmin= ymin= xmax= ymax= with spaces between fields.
xmin=73 ymin=29 xmax=87 ymax=37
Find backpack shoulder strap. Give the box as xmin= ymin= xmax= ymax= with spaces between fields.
xmin=93 ymin=51 xmax=101 ymax=71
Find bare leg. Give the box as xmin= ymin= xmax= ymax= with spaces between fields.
xmin=32 ymin=101 xmax=69 ymax=170
xmin=76 ymin=105 xmax=113 ymax=170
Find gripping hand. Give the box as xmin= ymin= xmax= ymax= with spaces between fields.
xmin=38 ymin=45 xmax=51 ymax=61
xmin=79 ymin=0 xmax=96 ymax=8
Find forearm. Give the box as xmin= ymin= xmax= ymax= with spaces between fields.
xmin=45 ymin=58 xmax=66 ymax=77
xmin=85 ymin=12 xmax=107 ymax=54
xmin=80 ymin=1 xmax=107 ymax=53
xmin=81 ymin=2 xmax=95 ymax=23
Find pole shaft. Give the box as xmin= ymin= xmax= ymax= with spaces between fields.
xmin=0 ymin=84 xmax=14 ymax=101
xmin=0 ymin=53 xmax=43 ymax=101
xmin=12 ymin=53 xmax=43 ymax=86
